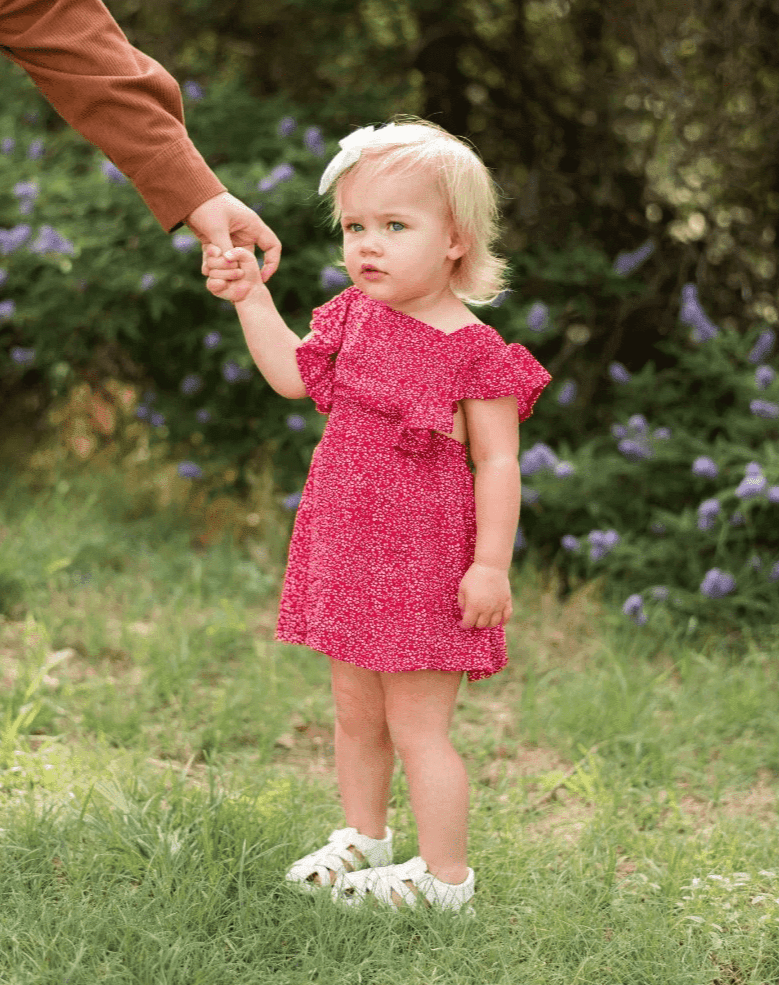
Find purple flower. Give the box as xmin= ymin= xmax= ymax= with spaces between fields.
xmin=150 ymin=412 xmax=166 ymax=427
xmin=180 ymin=373 xmax=203 ymax=395
xmin=0 ymin=224 xmax=32 ymax=256
xmin=222 ymin=361 xmax=241 ymax=382
xmin=1 ymin=138 xmax=15 ymax=154
xmin=141 ymin=273 xmax=156 ymax=291
xmin=196 ymin=409 xmax=211 ymax=424
xmin=521 ymin=487 xmax=540 ymax=505
xmin=29 ymin=225 xmax=75 ymax=256
xmin=557 ymin=380 xmax=577 ymax=405
xmin=692 ymin=456 xmax=719 ymax=479
xmin=183 ymin=81 xmax=204 ymax=100
xmin=700 ymin=568 xmax=735 ymax=599
xmin=520 ymin=443 xmax=558 ymax=476
xmin=27 ymin=139 xmax=44 ymax=160
xmin=0 ymin=268 xmax=7 ymax=288
xmin=172 ymin=231 xmax=199 ymax=253
xmin=286 ymin=414 xmax=307 ymax=431
xmin=613 ymin=239 xmax=655 ymax=276
xmin=283 ymin=491 xmax=302 ymax=510
xmin=13 ymin=180 xmax=39 ymax=200
xmin=756 ymin=366 xmax=775 ymax=390
xmin=304 ymin=126 xmax=326 ymax=156
xmin=259 ymin=164 xmax=296 ymax=192
xmin=278 ymin=116 xmax=298 ymax=136
xmin=11 ymin=346 xmax=35 ymax=364
xmin=735 ymin=465 xmax=767 ymax=498
xmin=101 ymin=161 xmax=127 ymax=184
xmin=622 ymin=593 xmax=645 ymax=616
xmin=618 ymin=439 xmax=653 ymax=461
xmin=697 ymin=497 xmax=721 ymax=531
xmin=178 ymin=461 xmax=203 ymax=479
xmin=203 ymin=331 xmax=221 ymax=349
xmin=0 ymin=299 xmax=16 ymax=320
xmin=320 ymin=265 xmax=350 ymax=290
xmin=561 ymin=535 xmax=580 ymax=551
xmin=748 ymin=329 xmax=776 ymax=363
xmin=750 ymin=399 xmax=779 ymax=419
xmin=136 ymin=406 xmax=151 ymax=421
xmin=679 ymin=283 xmax=719 ymax=341
xmin=609 ymin=362 xmax=632 ymax=384
xmin=588 ymin=529 xmax=620 ymax=561
xmin=526 ymin=302 xmax=548 ymax=331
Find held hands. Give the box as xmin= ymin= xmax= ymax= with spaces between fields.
xmin=202 ymin=244 xmax=272 ymax=305
xmin=458 ymin=562 xmax=512 ymax=630
xmin=186 ymin=192 xmax=281 ymax=283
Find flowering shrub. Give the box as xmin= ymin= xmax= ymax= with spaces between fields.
xmin=516 ymin=272 xmax=778 ymax=636
xmin=0 ymin=60 xmax=777 ymax=640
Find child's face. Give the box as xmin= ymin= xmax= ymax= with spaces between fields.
xmin=337 ymin=164 xmax=467 ymax=314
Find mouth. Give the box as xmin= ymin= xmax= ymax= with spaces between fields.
xmin=361 ymin=265 xmax=385 ymax=274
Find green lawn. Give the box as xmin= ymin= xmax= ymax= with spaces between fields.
xmin=1 ymin=455 xmax=778 ymax=984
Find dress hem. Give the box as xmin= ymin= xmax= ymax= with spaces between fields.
xmin=274 ymin=633 xmax=506 ymax=684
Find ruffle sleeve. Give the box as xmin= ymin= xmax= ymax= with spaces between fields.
xmin=296 ymin=285 xmax=360 ymax=413
xmin=456 ymin=334 xmax=552 ymax=423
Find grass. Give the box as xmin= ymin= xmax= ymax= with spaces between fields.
xmin=1 ymin=450 xmax=779 ymax=984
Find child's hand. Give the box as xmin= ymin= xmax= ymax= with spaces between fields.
xmin=457 ymin=562 xmax=512 ymax=630
xmin=202 ymin=245 xmax=271 ymax=305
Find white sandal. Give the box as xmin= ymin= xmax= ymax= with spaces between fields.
xmin=331 ymin=856 xmax=476 ymax=916
xmin=285 ymin=826 xmax=393 ymax=892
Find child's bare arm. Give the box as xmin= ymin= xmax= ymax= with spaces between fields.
xmin=204 ymin=245 xmax=307 ymax=399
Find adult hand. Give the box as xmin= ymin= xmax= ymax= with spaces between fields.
xmin=185 ymin=191 xmax=282 ymax=283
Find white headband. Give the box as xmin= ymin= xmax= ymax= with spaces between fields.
xmin=318 ymin=122 xmax=434 ymax=196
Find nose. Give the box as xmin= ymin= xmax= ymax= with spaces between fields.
xmin=358 ymin=231 xmax=382 ymax=255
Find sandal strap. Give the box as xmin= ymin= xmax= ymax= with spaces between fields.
xmin=355 ymin=864 xmax=422 ymax=907
xmin=286 ymin=827 xmax=376 ymax=882
xmin=335 ymin=856 xmax=475 ymax=910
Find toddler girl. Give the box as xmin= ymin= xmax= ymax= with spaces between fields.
xmin=203 ymin=115 xmax=552 ymax=914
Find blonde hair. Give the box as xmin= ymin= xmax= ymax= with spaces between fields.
xmin=322 ymin=114 xmax=511 ymax=307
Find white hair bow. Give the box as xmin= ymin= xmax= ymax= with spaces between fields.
xmin=318 ymin=122 xmax=432 ymax=196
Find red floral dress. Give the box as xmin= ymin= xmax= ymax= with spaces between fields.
xmin=274 ymin=286 xmax=552 ymax=682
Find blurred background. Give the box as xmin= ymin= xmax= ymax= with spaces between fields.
xmin=1 ymin=0 xmax=778 ymax=638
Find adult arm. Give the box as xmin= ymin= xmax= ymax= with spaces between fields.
xmin=0 ymin=0 xmax=226 ymax=234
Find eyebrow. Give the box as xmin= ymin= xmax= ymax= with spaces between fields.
xmin=341 ymin=211 xmax=417 ymax=221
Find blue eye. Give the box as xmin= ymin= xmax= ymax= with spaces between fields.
xmin=344 ymin=221 xmax=405 ymax=232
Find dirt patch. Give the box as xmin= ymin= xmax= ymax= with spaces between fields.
xmin=675 ymin=769 xmax=779 ymax=828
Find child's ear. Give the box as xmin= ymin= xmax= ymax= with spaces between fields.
xmin=446 ymin=222 xmax=469 ymax=261
xmin=447 ymin=235 xmax=469 ymax=261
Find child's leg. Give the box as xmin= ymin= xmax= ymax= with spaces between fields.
xmin=330 ymin=657 xmax=395 ymax=840
xmin=381 ymin=669 xmax=469 ymax=885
